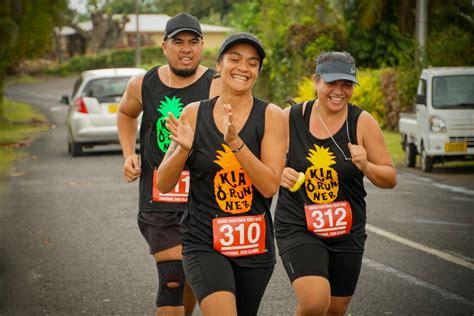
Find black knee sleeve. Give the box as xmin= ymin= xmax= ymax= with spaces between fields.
xmin=156 ymin=260 xmax=185 ymax=307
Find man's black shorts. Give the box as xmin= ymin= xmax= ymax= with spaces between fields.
xmin=137 ymin=211 xmax=183 ymax=254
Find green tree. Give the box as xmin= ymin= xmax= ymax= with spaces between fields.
xmin=157 ymin=0 xmax=240 ymax=23
xmin=0 ymin=0 xmax=67 ymax=120
xmin=426 ymin=0 xmax=474 ymax=66
xmin=227 ymin=0 xmax=346 ymax=104
xmin=344 ymin=0 xmax=415 ymax=68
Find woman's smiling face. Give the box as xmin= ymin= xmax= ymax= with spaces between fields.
xmin=314 ymin=75 xmax=354 ymax=112
xmin=218 ymin=43 xmax=261 ymax=94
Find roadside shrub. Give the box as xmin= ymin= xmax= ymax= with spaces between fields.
xmin=351 ymin=69 xmax=385 ymax=127
xmin=105 ymin=50 xmax=135 ymax=67
xmin=292 ymin=67 xmax=421 ymax=131
xmin=293 ymin=77 xmax=315 ymax=105
xmin=293 ymin=70 xmax=385 ymax=127
xmin=379 ymin=67 xmax=420 ymax=131
xmin=34 ymin=46 xmax=218 ymax=76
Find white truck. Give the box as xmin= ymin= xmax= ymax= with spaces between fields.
xmin=399 ymin=67 xmax=474 ymax=172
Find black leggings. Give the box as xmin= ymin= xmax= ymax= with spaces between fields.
xmin=281 ymin=243 xmax=363 ymax=296
xmin=183 ymin=251 xmax=274 ymax=316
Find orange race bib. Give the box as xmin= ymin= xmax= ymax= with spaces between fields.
xmin=212 ymin=214 xmax=266 ymax=257
xmin=304 ymin=201 xmax=352 ymax=238
xmin=152 ymin=169 xmax=189 ymax=203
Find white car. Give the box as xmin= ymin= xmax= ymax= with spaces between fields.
xmin=61 ymin=68 xmax=146 ymax=156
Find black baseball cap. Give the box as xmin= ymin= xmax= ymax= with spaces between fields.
xmin=164 ymin=13 xmax=202 ymax=40
xmin=315 ymin=62 xmax=359 ymax=85
xmin=218 ymin=32 xmax=266 ymax=67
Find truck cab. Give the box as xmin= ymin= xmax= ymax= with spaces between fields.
xmin=399 ymin=67 xmax=474 ymax=172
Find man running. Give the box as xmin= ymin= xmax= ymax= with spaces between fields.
xmin=117 ymin=13 xmax=220 ymax=316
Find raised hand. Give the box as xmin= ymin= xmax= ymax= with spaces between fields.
xmin=348 ymin=143 xmax=368 ymax=172
xmin=222 ymin=103 xmax=241 ymax=149
xmin=166 ymin=112 xmax=194 ymax=151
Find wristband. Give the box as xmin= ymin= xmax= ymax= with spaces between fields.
xmin=231 ymin=141 xmax=245 ymax=153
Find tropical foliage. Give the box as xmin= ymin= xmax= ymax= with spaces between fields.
xmin=0 ymin=0 xmax=67 ymax=119
xmin=3 ymin=0 xmax=473 ymax=128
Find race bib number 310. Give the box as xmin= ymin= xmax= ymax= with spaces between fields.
xmin=304 ymin=201 xmax=352 ymax=238
xmin=152 ymin=170 xmax=189 ymax=203
xmin=213 ymin=214 xmax=266 ymax=257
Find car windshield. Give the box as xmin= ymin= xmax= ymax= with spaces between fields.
xmin=82 ymin=77 xmax=131 ymax=102
xmin=432 ymin=74 xmax=474 ymax=109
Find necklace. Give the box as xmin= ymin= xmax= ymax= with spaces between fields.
xmin=315 ymin=100 xmax=352 ymax=161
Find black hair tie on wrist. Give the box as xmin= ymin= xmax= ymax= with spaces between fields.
xmin=231 ymin=141 xmax=245 ymax=153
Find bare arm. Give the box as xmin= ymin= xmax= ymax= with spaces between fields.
xmin=117 ymin=74 xmax=144 ymax=182
xmin=279 ymin=106 xmax=300 ymax=189
xmin=209 ymin=75 xmax=222 ymax=99
xmin=225 ymin=103 xmax=287 ymax=198
xmin=156 ymin=103 xmax=199 ymax=193
xmin=349 ymin=111 xmax=397 ymax=188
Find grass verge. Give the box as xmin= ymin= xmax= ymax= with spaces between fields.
xmin=0 ymin=98 xmax=48 ymax=177
xmin=383 ymin=130 xmax=404 ymax=166
xmin=383 ymin=129 xmax=474 ymax=169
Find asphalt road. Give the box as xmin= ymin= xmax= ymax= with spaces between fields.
xmin=1 ymin=76 xmax=473 ymax=315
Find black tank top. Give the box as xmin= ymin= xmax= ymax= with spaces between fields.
xmin=181 ymin=97 xmax=276 ymax=268
xmin=139 ymin=66 xmax=215 ymax=211
xmin=275 ymin=100 xmax=367 ymax=254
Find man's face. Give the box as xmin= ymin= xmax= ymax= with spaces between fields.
xmin=162 ymin=31 xmax=203 ymax=77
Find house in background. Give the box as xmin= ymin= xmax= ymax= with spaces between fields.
xmin=58 ymin=14 xmax=233 ymax=56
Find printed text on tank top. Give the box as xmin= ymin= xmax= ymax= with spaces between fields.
xmin=302 ymin=100 xmax=354 ymax=237
xmin=211 ymin=143 xmax=266 ymax=256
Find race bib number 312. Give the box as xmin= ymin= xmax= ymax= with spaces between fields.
xmin=213 ymin=214 xmax=266 ymax=257
xmin=304 ymin=201 xmax=352 ymax=238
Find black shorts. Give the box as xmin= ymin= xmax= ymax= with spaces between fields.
xmin=137 ymin=211 xmax=183 ymax=254
xmin=281 ymin=243 xmax=363 ymax=296
xmin=183 ymin=251 xmax=274 ymax=316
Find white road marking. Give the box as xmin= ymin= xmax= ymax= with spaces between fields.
xmin=402 ymin=172 xmax=474 ymax=196
xmin=366 ymin=224 xmax=474 ymax=270
xmin=432 ymin=182 xmax=474 ymax=196
xmin=411 ymin=219 xmax=471 ymax=226
xmin=363 ymin=257 xmax=474 ymax=307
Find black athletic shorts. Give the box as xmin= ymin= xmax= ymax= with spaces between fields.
xmin=281 ymin=243 xmax=363 ymax=296
xmin=183 ymin=251 xmax=274 ymax=316
xmin=137 ymin=211 xmax=183 ymax=254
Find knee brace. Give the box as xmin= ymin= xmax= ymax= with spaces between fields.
xmin=156 ymin=260 xmax=185 ymax=307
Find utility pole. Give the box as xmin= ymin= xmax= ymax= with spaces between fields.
xmin=415 ymin=0 xmax=428 ymax=67
xmin=135 ymin=0 xmax=141 ymax=67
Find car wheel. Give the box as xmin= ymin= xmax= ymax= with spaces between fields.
xmin=69 ymin=140 xmax=83 ymax=157
xmin=405 ymin=142 xmax=417 ymax=167
xmin=420 ymin=143 xmax=433 ymax=172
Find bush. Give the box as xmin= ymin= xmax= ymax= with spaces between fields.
xmin=34 ymin=46 xmax=219 ymax=76
xmin=293 ymin=69 xmax=385 ymax=126
xmin=351 ymin=69 xmax=385 ymax=127
xmin=293 ymin=77 xmax=315 ymax=104
xmin=292 ymin=67 xmax=420 ymax=131
xmin=428 ymin=25 xmax=474 ymax=66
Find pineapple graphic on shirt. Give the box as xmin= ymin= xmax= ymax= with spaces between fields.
xmin=305 ymin=144 xmax=339 ymax=203
xmin=213 ymin=144 xmax=253 ymax=214
xmin=156 ymin=96 xmax=183 ymax=153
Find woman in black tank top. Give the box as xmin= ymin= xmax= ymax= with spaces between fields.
xmin=156 ymin=33 xmax=287 ymax=316
xmin=275 ymin=51 xmax=397 ymax=315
